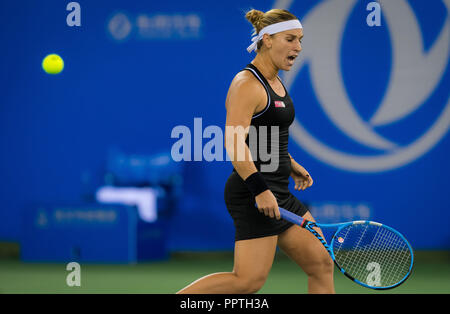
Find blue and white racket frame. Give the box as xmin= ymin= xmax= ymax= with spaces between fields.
xmin=279 ymin=207 xmax=414 ymax=290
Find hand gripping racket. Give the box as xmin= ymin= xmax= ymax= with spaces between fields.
xmin=279 ymin=207 xmax=414 ymax=290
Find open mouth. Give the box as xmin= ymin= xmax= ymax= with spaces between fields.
xmin=287 ymin=55 xmax=297 ymax=65
xmin=287 ymin=55 xmax=298 ymax=63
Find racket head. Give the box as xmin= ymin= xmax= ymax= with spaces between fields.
xmin=329 ymin=221 xmax=414 ymax=290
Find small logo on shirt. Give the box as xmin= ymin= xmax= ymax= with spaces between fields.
xmin=274 ymin=101 xmax=285 ymax=108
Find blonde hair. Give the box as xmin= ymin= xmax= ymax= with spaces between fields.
xmin=245 ymin=9 xmax=298 ymax=51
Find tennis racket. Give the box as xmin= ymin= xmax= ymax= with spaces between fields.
xmin=279 ymin=207 xmax=414 ymax=290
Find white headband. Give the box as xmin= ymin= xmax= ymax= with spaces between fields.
xmin=247 ymin=19 xmax=303 ymax=53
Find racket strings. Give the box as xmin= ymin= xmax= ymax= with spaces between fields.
xmin=351 ymin=227 xmax=408 ymax=285
xmin=365 ymin=228 xmax=411 ymax=282
xmin=333 ymin=224 xmax=412 ymax=288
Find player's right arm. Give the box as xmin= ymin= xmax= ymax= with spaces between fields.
xmin=224 ymin=72 xmax=280 ymax=219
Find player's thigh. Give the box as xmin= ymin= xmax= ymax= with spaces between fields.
xmin=233 ymin=235 xmax=278 ymax=282
xmin=277 ymin=212 xmax=331 ymax=273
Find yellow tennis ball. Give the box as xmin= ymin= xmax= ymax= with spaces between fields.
xmin=42 ymin=54 xmax=64 ymax=75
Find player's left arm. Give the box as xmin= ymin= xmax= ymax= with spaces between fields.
xmin=288 ymin=153 xmax=313 ymax=191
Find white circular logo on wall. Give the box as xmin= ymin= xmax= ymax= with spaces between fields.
xmin=275 ymin=0 xmax=450 ymax=172
xmin=108 ymin=12 xmax=132 ymax=41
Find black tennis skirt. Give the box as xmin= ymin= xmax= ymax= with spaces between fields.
xmin=224 ymin=171 xmax=309 ymax=241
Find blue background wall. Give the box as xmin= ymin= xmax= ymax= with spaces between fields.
xmin=1 ymin=0 xmax=449 ymax=251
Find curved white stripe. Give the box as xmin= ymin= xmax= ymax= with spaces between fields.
xmin=244 ymin=67 xmax=272 ymax=119
xmin=283 ymin=0 xmax=396 ymax=150
xmin=290 ymin=97 xmax=450 ymax=172
xmin=277 ymin=0 xmax=450 ymax=172
xmin=370 ymin=0 xmax=450 ymax=126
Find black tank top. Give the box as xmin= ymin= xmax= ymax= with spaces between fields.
xmin=232 ymin=63 xmax=296 ymax=198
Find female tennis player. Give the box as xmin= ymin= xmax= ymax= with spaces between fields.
xmin=177 ymin=8 xmax=335 ymax=294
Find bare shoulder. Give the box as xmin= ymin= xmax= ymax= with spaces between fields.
xmin=229 ymin=70 xmax=264 ymax=93
xmin=226 ymin=70 xmax=266 ymax=111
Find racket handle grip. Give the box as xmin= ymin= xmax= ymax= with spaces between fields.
xmin=279 ymin=207 xmax=305 ymax=226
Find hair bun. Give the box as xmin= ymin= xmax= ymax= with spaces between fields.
xmin=245 ymin=9 xmax=264 ymax=28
